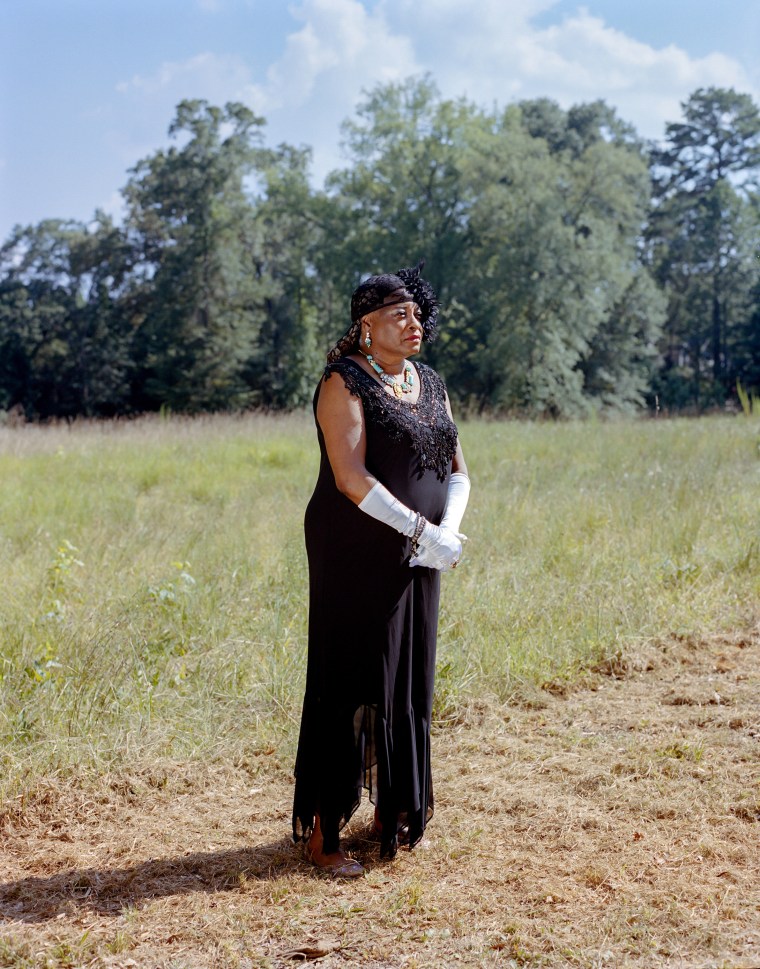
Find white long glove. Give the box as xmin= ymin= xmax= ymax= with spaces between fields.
xmin=439 ymin=472 xmax=470 ymax=534
xmin=358 ymin=481 xmax=462 ymax=571
xmin=411 ymin=472 xmax=470 ymax=571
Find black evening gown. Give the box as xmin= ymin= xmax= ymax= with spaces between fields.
xmin=292 ymin=358 xmax=459 ymax=858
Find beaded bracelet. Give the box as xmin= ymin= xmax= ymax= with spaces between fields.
xmin=410 ymin=513 xmax=427 ymax=556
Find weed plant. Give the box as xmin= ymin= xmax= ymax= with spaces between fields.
xmin=1 ymin=413 xmax=758 ymax=798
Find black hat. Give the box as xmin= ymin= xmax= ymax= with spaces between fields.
xmin=327 ymin=260 xmax=439 ymax=362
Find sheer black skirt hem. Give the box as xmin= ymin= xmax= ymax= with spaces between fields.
xmin=292 ymin=703 xmax=434 ymax=859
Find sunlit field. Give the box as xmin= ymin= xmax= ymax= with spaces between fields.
xmin=1 ymin=413 xmax=759 ymax=800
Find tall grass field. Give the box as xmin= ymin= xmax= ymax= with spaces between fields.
xmin=1 ymin=413 xmax=759 ymax=801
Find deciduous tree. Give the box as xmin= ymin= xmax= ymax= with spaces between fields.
xmin=124 ymin=100 xmax=267 ymax=411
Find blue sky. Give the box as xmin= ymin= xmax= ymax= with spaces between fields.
xmin=2 ymin=0 xmax=759 ymax=240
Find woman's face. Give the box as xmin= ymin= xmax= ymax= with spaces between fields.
xmin=363 ymin=301 xmax=423 ymax=358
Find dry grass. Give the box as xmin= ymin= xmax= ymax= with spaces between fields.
xmin=1 ymin=624 xmax=758 ymax=968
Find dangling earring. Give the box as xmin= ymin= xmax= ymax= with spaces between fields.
xmin=364 ymin=331 xmax=372 ymax=349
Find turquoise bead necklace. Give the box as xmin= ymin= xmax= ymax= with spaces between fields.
xmin=364 ymin=352 xmax=415 ymax=399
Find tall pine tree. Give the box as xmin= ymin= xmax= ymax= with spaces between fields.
xmin=648 ymin=87 xmax=760 ymax=409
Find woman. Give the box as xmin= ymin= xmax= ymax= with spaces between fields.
xmin=292 ymin=262 xmax=470 ymax=876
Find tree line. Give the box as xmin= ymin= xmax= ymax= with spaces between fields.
xmin=1 ymin=79 xmax=759 ymax=419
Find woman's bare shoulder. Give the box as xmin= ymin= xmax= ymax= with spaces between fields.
xmin=323 ymin=356 xmax=371 ymax=396
xmin=319 ymin=360 xmax=365 ymax=409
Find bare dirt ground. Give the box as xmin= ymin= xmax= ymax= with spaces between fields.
xmin=1 ymin=628 xmax=758 ymax=969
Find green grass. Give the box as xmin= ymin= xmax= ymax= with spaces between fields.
xmin=1 ymin=413 xmax=759 ymax=799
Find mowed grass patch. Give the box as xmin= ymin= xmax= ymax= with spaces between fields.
xmin=1 ymin=413 xmax=759 ymax=797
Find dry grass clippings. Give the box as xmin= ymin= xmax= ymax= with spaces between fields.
xmin=1 ymin=628 xmax=759 ymax=968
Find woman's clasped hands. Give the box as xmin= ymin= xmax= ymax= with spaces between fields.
xmin=409 ymin=470 xmax=470 ymax=572
xmin=409 ymin=522 xmax=467 ymax=572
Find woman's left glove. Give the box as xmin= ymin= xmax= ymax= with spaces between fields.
xmin=411 ymin=472 xmax=470 ymax=571
xmin=439 ymin=472 xmax=470 ymax=534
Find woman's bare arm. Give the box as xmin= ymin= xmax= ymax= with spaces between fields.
xmin=445 ymin=392 xmax=469 ymax=477
xmin=317 ymin=373 xmax=376 ymax=504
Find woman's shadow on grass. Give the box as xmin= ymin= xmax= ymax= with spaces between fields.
xmin=0 ymin=831 xmax=364 ymax=923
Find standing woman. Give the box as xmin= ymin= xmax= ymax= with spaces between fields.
xmin=292 ymin=262 xmax=471 ymax=876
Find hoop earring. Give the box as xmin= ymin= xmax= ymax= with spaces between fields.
xmin=364 ymin=331 xmax=372 ymax=349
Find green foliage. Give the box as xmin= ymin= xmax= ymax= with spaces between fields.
xmin=461 ymin=100 xmax=663 ymax=415
xmin=324 ymin=79 xmax=665 ymax=415
xmin=0 ymin=83 xmax=759 ymax=417
xmin=649 ymin=87 xmax=760 ymax=410
xmin=123 ymin=100 xmax=327 ymax=411
xmin=245 ymin=144 xmax=325 ymax=407
xmin=0 ymin=215 xmax=134 ymax=418
xmin=124 ymin=100 xmax=267 ymax=411
xmin=327 ymin=76 xmax=477 ymax=295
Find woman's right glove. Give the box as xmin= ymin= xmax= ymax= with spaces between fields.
xmin=358 ymin=481 xmax=462 ymax=571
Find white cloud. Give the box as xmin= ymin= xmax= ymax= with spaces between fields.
xmin=240 ymin=0 xmax=420 ymax=175
xmin=113 ymin=0 xmax=759 ymax=188
xmin=117 ymin=51 xmax=253 ymax=101
xmin=114 ymin=2 xmax=418 ymax=179
xmin=520 ymin=8 xmax=752 ymax=136
xmin=113 ymin=52 xmax=262 ymax=168
xmin=6 ymin=0 xmax=758 ymax=242
xmin=386 ymin=0 xmax=757 ymax=139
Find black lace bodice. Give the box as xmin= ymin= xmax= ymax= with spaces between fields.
xmin=324 ymin=358 xmax=458 ymax=481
